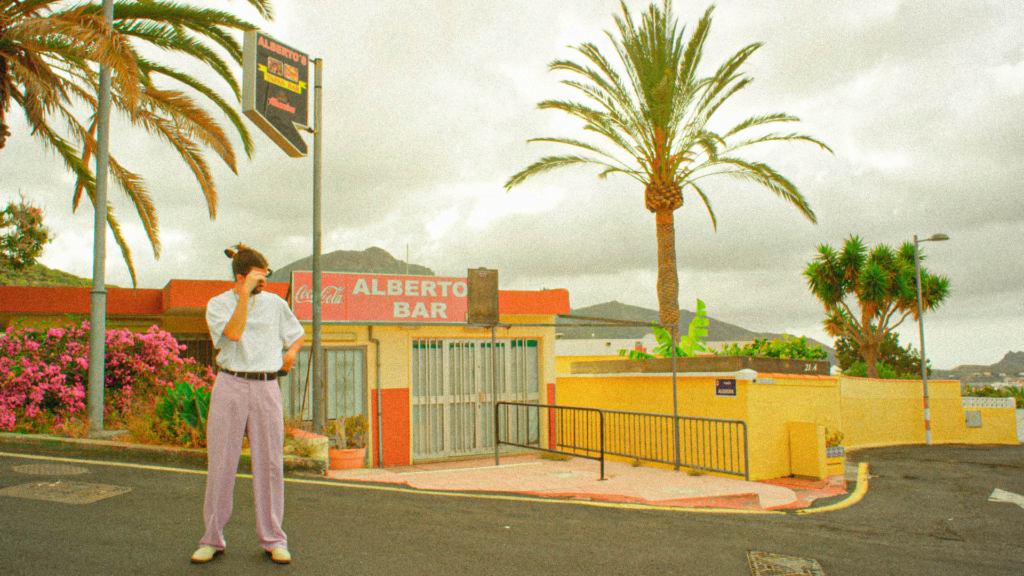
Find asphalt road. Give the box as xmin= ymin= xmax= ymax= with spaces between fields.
xmin=0 ymin=444 xmax=1021 ymax=576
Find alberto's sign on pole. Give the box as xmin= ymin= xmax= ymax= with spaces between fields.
xmin=242 ymin=31 xmax=310 ymax=157
xmin=291 ymin=272 xmax=470 ymax=323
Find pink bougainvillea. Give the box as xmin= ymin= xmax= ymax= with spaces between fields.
xmin=0 ymin=321 xmax=214 ymax=433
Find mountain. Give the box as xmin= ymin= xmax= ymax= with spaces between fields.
xmin=933 ymin=351 xmax=1024 ymax=381
xmin=0 ymin=263 xmax=96 ymax=287
xmin=268 ymin=247 xmax=434 ymax=282
xmin=557 ymin=300 xmax=838 ymax=363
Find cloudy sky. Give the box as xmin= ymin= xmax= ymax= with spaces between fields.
xmin=2 ymin=1 xmax=1022 ymax=369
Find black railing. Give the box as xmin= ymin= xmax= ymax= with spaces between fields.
xmin=494 ymin=401 xmax=748 ymax=480
xmin=495 ymin=402 xmax=605 ymax=480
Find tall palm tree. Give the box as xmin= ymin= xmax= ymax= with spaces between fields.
xmin=0 ymin=0 xmax=273 ymax=286
xmin=506 ymin=1 xmax=832 ymax=327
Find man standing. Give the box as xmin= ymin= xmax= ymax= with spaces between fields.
xmin=191 ymin=244 xmax=305 ymax=565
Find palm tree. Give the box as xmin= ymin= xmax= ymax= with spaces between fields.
xmin=0 ymin=0 xmax=273 ymax=286
xmin=506 ymin=1 xmax=831 ymax=327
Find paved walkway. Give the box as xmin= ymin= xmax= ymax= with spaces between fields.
xmin=326 ymin=453 xmax=849 ymax=511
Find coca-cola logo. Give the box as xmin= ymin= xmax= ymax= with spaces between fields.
xmin=294 ymin=284 xmax=344 ymax=305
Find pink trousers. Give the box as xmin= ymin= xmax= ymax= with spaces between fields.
xmin=199 ymin=372 xmax=287 ymax=551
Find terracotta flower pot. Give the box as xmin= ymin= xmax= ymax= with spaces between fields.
xmin=328 ymin=447 xmax=366 ymax=470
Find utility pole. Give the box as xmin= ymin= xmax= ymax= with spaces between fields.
xmin=88 ymin=0 xmax=114 ymax=435
xmin=311 ymin=58 xmax=325 ymax=435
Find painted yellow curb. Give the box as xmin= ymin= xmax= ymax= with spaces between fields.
xmin=0 ymin=451 xmax=795 ymax=514
xmin=793 ymin=462 xmax=869 ymax=515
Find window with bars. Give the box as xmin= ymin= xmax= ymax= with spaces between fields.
xmin=411 ymin=338 xmax=540 ymax=459
xmin=280 ymin=348 xmax=366 ymax=423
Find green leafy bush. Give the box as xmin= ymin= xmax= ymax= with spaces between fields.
xmin=717 ymin=334 xmax=827 ymax=360
xmin=843 ymin=361 xmax=918 ymax=380
xmin=155 ymin=381 xmax=212 ymax=446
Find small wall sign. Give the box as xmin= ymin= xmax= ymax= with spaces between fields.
xmin=715 ymin=378 xmax=737 ymax=397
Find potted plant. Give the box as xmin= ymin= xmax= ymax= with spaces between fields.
xmin=825 ymin=427 xmax=845 ymax=476
xmin=326 ymin=414 xmax=368 ymax=470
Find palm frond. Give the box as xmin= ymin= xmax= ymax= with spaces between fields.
xmin=688 ymin=181 xmax=716 ymax=230
xmin=104 ymin=203 xmax=138 ymax=290
xmin=138 ymin=58 xmax=254 ymax=157
xmin=504 ymin=155 xmax=634 ymax=190
xmin=715 ymin=156 xmax=817 ymax=223
xmin=113 ymin=19 xmax=239 ymax=98
xmin=723 ymin=113 xmax=800 ymax=139
xmin=725 ymin=131 xmax=834 ymax=154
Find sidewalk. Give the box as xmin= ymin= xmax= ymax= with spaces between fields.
xmin=326 ymin=453 xmax=849 ymax=511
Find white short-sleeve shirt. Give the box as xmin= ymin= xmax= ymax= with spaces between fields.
xmin=206 ymin=290 xmax=305 ymax=372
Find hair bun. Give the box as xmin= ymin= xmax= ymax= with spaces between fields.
xmin=224 ymin=249 xmax=237 ymax=258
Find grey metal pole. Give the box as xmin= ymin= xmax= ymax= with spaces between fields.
xmin=914 ymin=235 xmax=932 ymax=445
xmin=88 ymin=0 xmax=114 ymax=435
xmin=671 ymin=323 xmax=680 ymax=470
xmin=311 ymin=58 xmax=325 ymax=435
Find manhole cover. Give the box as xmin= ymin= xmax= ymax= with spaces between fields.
xmin=0 ymin=481 xmax=131 ymax=505
xmin=748 ymin=551 xmax=825 ymax=576
xmin=13 ymin=463 xmax=90 ymax=476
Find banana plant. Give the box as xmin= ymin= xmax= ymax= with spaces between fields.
xmin=619 ymin=299 xmax=709 ymax=360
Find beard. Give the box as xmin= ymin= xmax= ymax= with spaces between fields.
xmin=252 ymin=282 xmax=266 ymax=294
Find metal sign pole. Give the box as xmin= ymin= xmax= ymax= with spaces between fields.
xmin=311 ymin=58 xmax=324 ymax=435
xmin=671 ymin=323 xmax=680 ymax=471
xmin=87 ymin=0 xmax=114 ymax=435
xmin=914 ymin=235 xmax=931 ymax=445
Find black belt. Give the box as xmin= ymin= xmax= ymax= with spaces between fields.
xmin=218 ymin=367 xmax=284 ymax=381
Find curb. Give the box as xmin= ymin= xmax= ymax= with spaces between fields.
xmin=793 ymin=462 xmax=869 ymax=515
xmin=0 ymin=432 xmax=327 ymax=475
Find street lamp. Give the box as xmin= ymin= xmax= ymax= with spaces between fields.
xmin=914 ymin=233 xmax=949 ymax=445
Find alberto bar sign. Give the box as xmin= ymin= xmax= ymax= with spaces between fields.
xmin=291 ymin=272 xmax=469 ymax=323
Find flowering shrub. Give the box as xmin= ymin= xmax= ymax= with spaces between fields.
xmin=0 ymin=320 xmax=214 ymax=437
xmin=0 ymin=197 xmax=52 ymax=271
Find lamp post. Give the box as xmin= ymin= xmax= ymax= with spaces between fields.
xmin=88 ymin=0 xmax=114 ymax=435
xmin=914 ymin=232 xmax=949 ymax=445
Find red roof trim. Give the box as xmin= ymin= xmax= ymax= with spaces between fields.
xmin=0 ymin=282 xmax=568 ymax=317
xmin=499 ymin=289 xmax=570 ymax=315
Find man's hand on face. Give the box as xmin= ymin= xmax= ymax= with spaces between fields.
xmin=243 ymin=269 xmax=267 ymax=296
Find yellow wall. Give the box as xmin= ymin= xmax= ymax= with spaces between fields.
xmin=838 ymin=377 xmax=1017 ymax=448
xmin=554 ymin=368 xmax=1018 ymax=480
xmin=962 ymin=407 xmax=1019 ymax=445
xmin=746 ymin=375 xmax=840 ymax=480
xmin=838 ymin=376 xmax=925 ymax=448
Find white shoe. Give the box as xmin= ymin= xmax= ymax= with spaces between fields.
xmin=190 ymin=545 xmax=222 ymax=563
xmin=268 ymin=547 xmax=292 ymax=564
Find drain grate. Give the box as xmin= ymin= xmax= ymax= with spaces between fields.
xmin=13 ymin=463 xmax=90 ymax=476
xmin=0 ymin=480 xmax=131 ymax=505
xmin=748 ymin=551 xmax=825 ymax=576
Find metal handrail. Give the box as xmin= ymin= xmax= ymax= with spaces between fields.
xmin=495 ymin=401 xmax=605 ymax=480
xmin=494 ymin=401 xmax=749 ymax=480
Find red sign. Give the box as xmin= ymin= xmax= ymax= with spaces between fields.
xmin=291 ymin=272 xmax=468 ymax=323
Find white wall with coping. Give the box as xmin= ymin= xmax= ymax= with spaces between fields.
xmin=962 ymin=397 xmax=1017 ymax=409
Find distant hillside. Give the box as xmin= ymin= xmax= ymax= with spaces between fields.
xmin=0 ymin=263 xmax=96 ymax=287
xmin=268 ymin=247 xmax=434 ymax=282
xmin=933 ymin=351 xmax=1024 ymax=381
xmin=557 ymin=300 xmax=838 ymax=363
